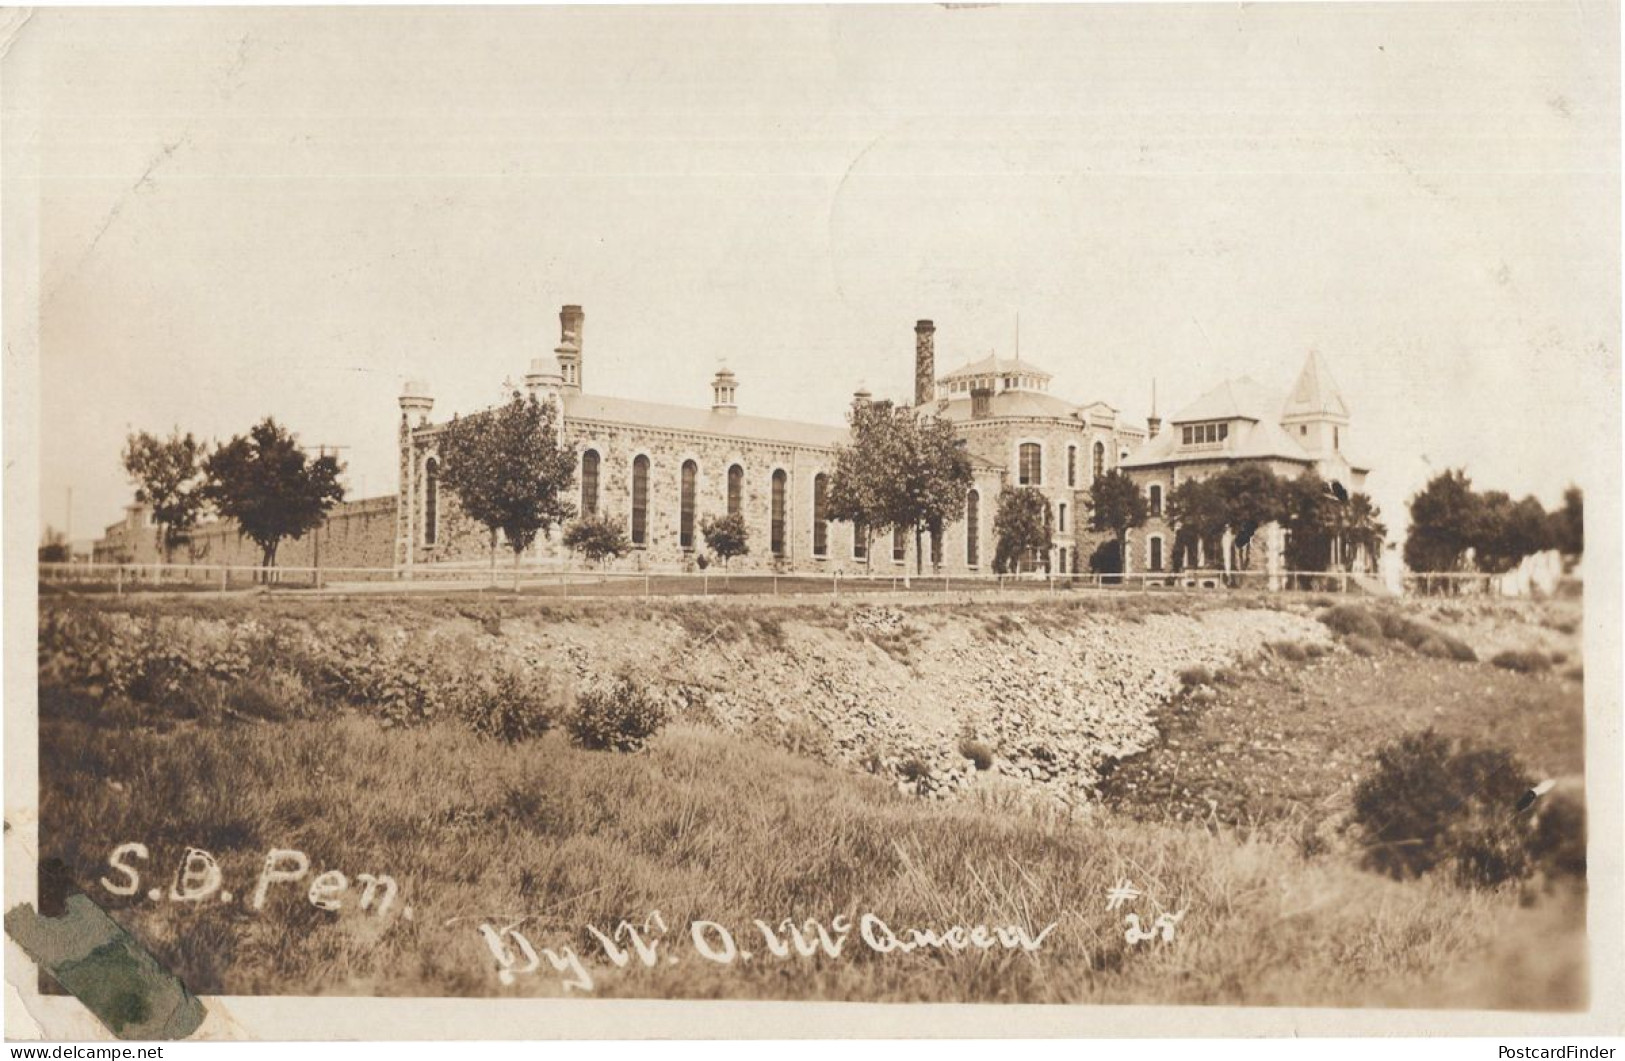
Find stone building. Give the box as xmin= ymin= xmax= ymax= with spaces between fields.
xmin=1118 ymin=352 xmax=1370 ymax=575
xmin=396 ymin=306 xmax=1148 ymax=576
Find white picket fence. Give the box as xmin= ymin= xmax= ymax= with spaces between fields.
xmin=36 ymin=560 xmax=1417 ymax=599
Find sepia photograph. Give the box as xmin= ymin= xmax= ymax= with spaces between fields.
xmin=3 ymin=0 xmax=1620 ymax=1041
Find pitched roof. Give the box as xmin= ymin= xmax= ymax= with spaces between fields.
xmin=1119 ymin=415 xmax=1315 ymax=470
xmin=1166 ymin=376 xmax=1280 ymax=424
xmin=562 ymin=392 xmax=847 ymax=448
xmin=940 ymin=354 xmax=1052 ymax=381
xmin=1281 ymin=350 xmax=1350 ymax=420
xmin=934 ymin=389 xmax=1083 ymax=422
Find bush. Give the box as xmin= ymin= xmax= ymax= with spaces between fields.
xmin=1491 ymin=649 xmax=1552 ymax=675
xmin=1528 ymin=780 xmax=1586 ymax=879
xmin=567 ymin=676 xmax=668 ymax=752
xmin=1349 ymin=729 xmax=1535 ymax=887
xmin=1268 ymin=640 xmax=1309 ymax=663
xmin=459 ymin=662 xmax=561 ymax=744
xmin=959 ymin=739 xmax=994 ymax=772
xmin=1378 ymin=612 xmax=1478 ymax=662
xmin=1178 ymin=665 xmax=1214 ymax=688
xmin=1344 ymin=635 xmax=1382 ymax=658
xmin=1319 ymin=604 xmax=1383 ymax=640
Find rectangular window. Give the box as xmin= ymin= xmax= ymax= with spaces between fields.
xmin=1182 ymin=425 xmax=1193 ymax=445
xmin=892 ymin=526 xmax=906 ymax=562
xmin=1018 ymin=443 xmax=1042 ymax=486
xmin=854 ymin=520 xmax=868 ymax=560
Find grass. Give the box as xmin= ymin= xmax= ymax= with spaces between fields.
xmin=38 ymin=701 xmax=1578 ymax=1006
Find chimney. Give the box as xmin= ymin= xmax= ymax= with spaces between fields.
xmin=711 ymin=365 xmax=738 ymax=414
xmin=1147 ymin=378 xmax=1161 ymax=438
xmin=971 ymin=386 xmax=993 ymax=420
xmin=398 ymin=380 xmax=434 ymax=427
xmin=914 ymin=319 xmax=935 ymax=406
xmin=556 ymin=304 xmax=584 ymax=391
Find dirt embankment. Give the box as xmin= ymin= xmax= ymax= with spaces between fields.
xmin=485 ymin=599 xmax=1332 ymax=803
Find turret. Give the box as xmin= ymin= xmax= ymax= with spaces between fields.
xmin=398 ymin=380 xmax=434 ymax=427
xmin=711 ymin=365 xmax=738 ymax=414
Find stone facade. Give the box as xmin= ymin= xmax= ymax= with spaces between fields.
xmin=395 ymin=308 xmax=1149 ymax=577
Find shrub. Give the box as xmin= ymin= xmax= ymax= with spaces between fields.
xmin=567 ymin=676 xmax=668 ymax=752
xmin=1319 ymin=604 xmax=1383 ymax=640
xmin=959 ymin=739 xmax=994 ymax=772
xmin=1344 ymin=635 xmax=1382 ymax=658
xmin=1528 ymin=780 xmax=1586 ymax=879
xmin=1377 ymin=612 xmax=1477 ymax=662
xmin=1268 ymin=640 xmax=1309 ymax=663
xmin=1178 ymin=665 xmax=1213 ymax=688
xmin=1349 ymin=729 xmax=1535 ymax=887
xmin=459 ymin=663 xmax=561 ymax=744
xmin=1491 ymin=649 xmax=1552 ymax=675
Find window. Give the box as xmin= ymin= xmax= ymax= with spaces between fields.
xmin=1149 ymin=484 xmax=1163 ymax=517
xmin=727 ymin=464 xmax=744 ymax=516
xmin=1067 ymin=445 xmax=1077 ymax=488
xmin=854 ymin=519 xmax=868 ymax=560
xmin=1093 ymin=441 xmax=1106 ymax=480
xmin=966 ymin=491 xmax=980 ymax=567
xmin=581 ymin=450 xmax=600 ymax=516
xmin=1018 ymin=442 xmax=1042 ymax=486
xmin=1183 ymin=421 xmax=1230 ymax=446
xmin=771 ymin=469 xmax=787 ymax=557
xmin=892 ymin=526 xmax=906 ymax=563
xmin=680 ymin=460 xmax=698 ymax=550
xmin=631 ymin=455 xmax=650 ymax=546
xmin=1334 ymin=427 xmax=1340 ymax=451
xmin=1300 ymin=425 xmax=1308 ymax=436
xmin=1150 ymin=536 xmax=1164 ymax=573
xmin=930 ymin=527 xmax=942 ymax=568
xmin=1058 ymin=502 xmax=1069 ymax=533
xmin=813 ymin=473 xmax=828 ymax=557
xmin=423 ymin=457 xmax=439 ymax=547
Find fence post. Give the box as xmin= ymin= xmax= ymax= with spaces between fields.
xmin=774 ymin=575 xmax=780 ymax=596
xmin=703 ymin=573 xmax=709 ymax=597
xmin=644 ymin=574 xmax=651 ymax=598
xmin=116 ymin=566 xmax=124 ymax=597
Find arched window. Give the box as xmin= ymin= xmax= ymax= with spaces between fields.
xmin=631 ymin=455 xmax=650 ymax=546
xmin=1150 ymin=536 xmax=1165 ymax=573
xmin=423 ymin=457 xmax=439 ymax=547
xmin=771 ymin=469 xmax=787 ymax=557
xmin=1058 ymin=502 xmax=1069 ymax=533
xmin=812 ymin=473 xmax=828 ymax=557
xmin=580 ymin=449 xmax=600 ymax=516
xmin=892 ymin=526 xmax=906 ymax=563
xmin=1018 ymin=442 xmax=1042 ymax=486
xmin=1149 ymin=484 xmax=1163 ymax=517
xmin=680 ymin=460 xmax=698 ymax=550
xmin=727 ymin=464 xmax=744 ymax=516
xmin=1092 ymin=441 xmax=1106 ymax=480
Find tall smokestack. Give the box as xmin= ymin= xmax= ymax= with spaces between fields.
xmin=914 ymin=320 xmax=935 ymax=406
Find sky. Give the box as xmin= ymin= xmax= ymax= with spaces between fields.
xmin=8 ymin=3 xmax=1619 ymax=545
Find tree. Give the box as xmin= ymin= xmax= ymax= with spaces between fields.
xmin=1549 ymin=486 xmax=1583 ymax=557
xmin=827 ymin=399 xmax=902 ymax=571
xmin=200 ymin=418 xmax=344 ymax=572
xmin=1280 ymin=471 xmax=1336 ymax=575
xmin=562 ymin=513 xmax=630 ymax=567
xmin=1474 ymin=492 xmax=1550 ymax=573
xmin=700 ymin=512 xmax=750 ymax=570
xmin=38 ymin=526 xmax=70 ymax=564
xmin=1211 ymin=463 xmax=1284 ymax=571
xmin=992 ymin=485 xmax=1053 ymax=574
xmin=1404 ymin=469 xmax=1482 ymax=573
xmin=1165 ymin=477 xmax=1226 ymax=570
xmin=827 ymin=400 xmax=973 ymax=575
xmin=1340 ymin=493 xmax=1386 ymax=571
xmin=1086 ymin=469 xmax=1148 ymax=574
xmin=122 ymin=428 xmax=207 ymax=562
xmin=437 ymin=392 xmax=577 ymax=587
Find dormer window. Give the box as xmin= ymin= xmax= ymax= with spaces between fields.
xmin=1181 ymin=421 xmax=1229 ymax=447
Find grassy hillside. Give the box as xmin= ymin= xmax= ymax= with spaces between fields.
xmin=34 ymin=593 xmax=1587 ymax=1007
